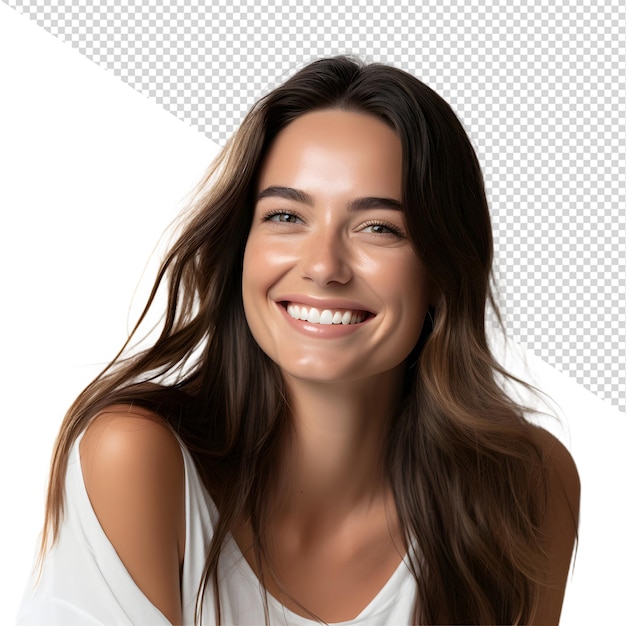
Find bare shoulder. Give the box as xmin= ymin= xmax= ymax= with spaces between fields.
xmin=79 ymin=404 xmax=185 ymax=624
xmin=534 ymin=425 xmax=581 ymax=518
xmin=80 ymin=404 xmax=184 ymax=482
xmin=532 ymin=426 xmax=581 ymax=625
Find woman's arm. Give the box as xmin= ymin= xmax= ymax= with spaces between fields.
xmin=533 ymin=427 xmax=581 ymax=625
xmin=79 ymin=407 xmax=186 ymax=625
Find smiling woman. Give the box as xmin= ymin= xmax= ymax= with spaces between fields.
xmin=243 ymin=110 xmax=430 ymax=384
xmin=18 ymin=56 xmax=579 ymax=625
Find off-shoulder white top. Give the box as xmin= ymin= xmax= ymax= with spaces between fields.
xmin=17 ymin=434 xmax=417 ymax=625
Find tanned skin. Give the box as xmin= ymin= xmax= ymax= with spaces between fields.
xmin=80 ymin=111 xmax=579 ymax=625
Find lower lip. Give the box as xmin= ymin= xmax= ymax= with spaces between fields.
xmin=277 ymin=303 xmax=373 ymax=338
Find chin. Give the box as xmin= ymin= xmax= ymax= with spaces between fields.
xmin=278 ymin=355 xmax=406 ymax=388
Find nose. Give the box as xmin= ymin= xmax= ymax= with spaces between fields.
xmin=299 ymin=227 xmax=353 ymax=286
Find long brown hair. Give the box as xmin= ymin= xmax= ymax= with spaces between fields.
xmin=42 ymin=56 xmax=552 ymax=624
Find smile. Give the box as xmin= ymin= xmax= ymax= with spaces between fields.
xmin=286 ymin=303 xmax=368 ymax=325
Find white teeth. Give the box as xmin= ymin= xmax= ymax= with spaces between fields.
xmin=286 ymin=303 xmax=368 ymax=325
xmin=319 ymin=310 xmax=334 ymax=325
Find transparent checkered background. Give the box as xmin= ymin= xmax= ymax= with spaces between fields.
xmin=5 ymin=0 xmax=625 ymax=413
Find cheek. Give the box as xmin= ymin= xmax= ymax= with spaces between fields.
xmin=240 ymin=236 xmax=286 ymax=337
xmin=242 ymin=236 xmax=273 ymax=294
xmin=243 ymin=234 xmax=299 ymax=282
xmin=385 ymin=260 xmax=431 ymax=340
xmin=241 ymin=241 xmax=263 ymax=318
xmin=379 ymin=254 xmax=430 ymax=304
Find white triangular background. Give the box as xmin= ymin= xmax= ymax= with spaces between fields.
xmin=1 ymin=4 xmax=623 ymax=622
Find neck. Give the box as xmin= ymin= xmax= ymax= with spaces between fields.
xmin=278 ymin=366 xmax=404 ymax=521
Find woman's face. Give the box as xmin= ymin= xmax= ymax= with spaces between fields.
xmin=242 ymin=109 xmax=431 ymax=385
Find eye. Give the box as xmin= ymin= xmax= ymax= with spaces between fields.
xmin=262 ymin=210 xmax=304 ymax=224
xmin=360 ymin=220 xmax=405 ymax=237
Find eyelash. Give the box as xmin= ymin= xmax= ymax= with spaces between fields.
xmin=360 ymin=220 xmax=405 ymax=238
xmin=261 ymin=209 xmax=305 ymax=224
xmin=261 ymin=210 xmax=405 ymax=238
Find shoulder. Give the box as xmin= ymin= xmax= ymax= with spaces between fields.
xmin=80 ymin=404 xmax=184 ymax=481
xmin=79 ymin=405 xmax=185 ymax=521
xmin=533 ymin=425 xmax=580 ymax=518
xmin=79 ymin=404 xmax=185 ymax=623
xmin=532 ymin=425 xmax=580 ymax=624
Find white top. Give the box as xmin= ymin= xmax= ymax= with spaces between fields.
xmin=17 ymin=434 xmax=417 ymax=625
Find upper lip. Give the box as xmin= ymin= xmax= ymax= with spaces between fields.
xmin=276 ymin=295 xmax=376 ymax=315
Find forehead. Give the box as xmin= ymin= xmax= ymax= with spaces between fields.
xmin=258 ymin=109 xmax=403 ymax=199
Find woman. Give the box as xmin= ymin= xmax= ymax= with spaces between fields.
xmin=18 ymin=56 xmax=579 ymax=625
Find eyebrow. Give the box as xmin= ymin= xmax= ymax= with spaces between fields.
xmin=257 ymin=185 xmax=403 ymax=212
